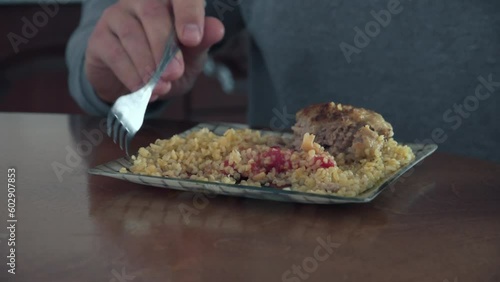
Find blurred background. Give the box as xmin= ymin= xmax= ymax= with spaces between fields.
xmin=0 ymin=0 xmax=249 ymax=122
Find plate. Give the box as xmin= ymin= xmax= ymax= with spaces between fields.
xmin=89 ymin=123 xmax=438 ymax=204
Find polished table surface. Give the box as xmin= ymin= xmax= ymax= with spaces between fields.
xmin=1 ymin=112 xmax=500 ymax=282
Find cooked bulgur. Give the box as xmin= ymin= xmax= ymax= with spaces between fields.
xmin=123 ymin=127 xmax=414 ymax=197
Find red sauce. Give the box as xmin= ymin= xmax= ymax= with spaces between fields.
xmin=250 ymin=162 xmax=260 ymax=174
xmin=223 ymin=147 xmax=335 ymax=176
xmin=312 ymin=155 xmax=335 ymax=168
xmin=258 ymin=147 xmax=292 ymax=173
xmin=221 ymin=159 xmax=235 ymax=174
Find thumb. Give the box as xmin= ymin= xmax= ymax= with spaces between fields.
xmin=153 ymin=17 xmax=224 ymax=98
xmin=181 ymin=17 xmax=225 ymax=74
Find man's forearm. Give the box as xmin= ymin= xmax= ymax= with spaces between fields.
xmin=66 ymin=0 xmax=116 ymax=116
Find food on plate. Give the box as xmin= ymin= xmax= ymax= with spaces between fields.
xmin=122 ymin=102 xmax=415 ymax=197
xmin=292 ymin=102 xmax=394 ymax=163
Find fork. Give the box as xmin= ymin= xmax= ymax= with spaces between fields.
xmin=107 ymin=27 xmax=179 ymax=156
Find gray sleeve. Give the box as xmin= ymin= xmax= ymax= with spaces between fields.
xmin=66 ymin=0 xmax=244 ymax=117
xmin=65 ymin=0 xmax=115 ymax=116
xmin=205 ymin=0 xmax=246 ymax=47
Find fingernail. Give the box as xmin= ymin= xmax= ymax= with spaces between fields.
xmin=182 ymin=24 xmax=201 ymax=44
xmin=163 ymin=81 xmax=172 ymax=93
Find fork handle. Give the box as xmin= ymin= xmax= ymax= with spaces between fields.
xmin=144 ymin=31 xmax=180 ymax=93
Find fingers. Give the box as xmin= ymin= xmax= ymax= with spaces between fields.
xmin=106 ymin=7 xmax=156 ymax=84
xmin=157 ymin=17 xmax=224 ymax=99
xmin=161 ymin=51 xmax=184 ymax=81
xmin=181 ymin=17 xmax=225 ymax=71
xmin=157 ymin=16 xmax=223 ymax=82
xmin=86 ymin=0 xmax=224 ymax=104
xmin=152 ymin=52 xmax=182 ymax=99
xmin=151 ymin=81 xmax=171 ymax=101
xmin=126 ymin=0 xmax=173 ymax=67
xmin=119 ymin=0 xmax=220 ymax=82
xmin=87 ymin=18 xmax=143 ymax=92
xmin=171 ymin=0 xmax=206 ymax=46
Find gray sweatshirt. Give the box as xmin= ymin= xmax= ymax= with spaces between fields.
xmin=66 ymin=0 xmax=500 ymax=162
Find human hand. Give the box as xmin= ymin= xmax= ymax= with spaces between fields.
xmin=85 ymin=0 xmax=224 ymax=103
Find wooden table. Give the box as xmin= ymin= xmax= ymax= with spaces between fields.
xmin=1 ymin=112 xmax=499 ymax=282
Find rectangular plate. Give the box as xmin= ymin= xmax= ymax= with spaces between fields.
xmin=89 ymin=123 xmax=438 ymax=204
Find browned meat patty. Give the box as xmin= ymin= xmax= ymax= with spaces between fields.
xmin=291 ymin=102 xmax=394 ymax=162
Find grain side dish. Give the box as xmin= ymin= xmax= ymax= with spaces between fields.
xmin=122 ymin=102 xmax=415 ymax=197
